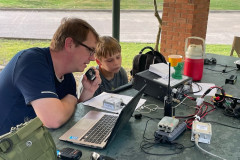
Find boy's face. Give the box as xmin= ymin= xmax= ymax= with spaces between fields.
xmin=98 ymin=52 xmax=122 ymax=73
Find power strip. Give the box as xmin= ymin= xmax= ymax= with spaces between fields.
xmin=191 ymin=121 xmax=212 ymax=144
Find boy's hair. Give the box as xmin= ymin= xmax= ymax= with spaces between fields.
xmin=50 ymin=17 xmax=99 ymax=52
xmin=95 ymin=36 xmax=121 ymax=59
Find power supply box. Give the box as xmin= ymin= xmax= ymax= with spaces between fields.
xmin=191 ymin=121 xmax=212 ymax=144
xmin=133 ymin=70 xmax=192 ymax=101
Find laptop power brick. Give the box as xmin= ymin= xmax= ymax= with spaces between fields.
xmin=191 ymin=121 xmax=212 ymax=144
xmin=155 ymin=122 xmax=187 ymax=142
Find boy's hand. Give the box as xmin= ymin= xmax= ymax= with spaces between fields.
xmin=78 ymin=68 xmax=101 ymax=102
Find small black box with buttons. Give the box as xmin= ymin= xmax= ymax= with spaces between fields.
xmin=57 ymin=147 xmax=82 ymax=160
xmin=225 ymin=75 xmax=237 ymax=84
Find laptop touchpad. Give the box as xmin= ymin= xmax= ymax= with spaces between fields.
xmin=75 ymin=118 xmax=96 ymax=131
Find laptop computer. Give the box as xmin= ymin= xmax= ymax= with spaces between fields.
xmin=59 ymin=84 xmax=146 ymax=149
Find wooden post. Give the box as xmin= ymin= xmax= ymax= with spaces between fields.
xmin=230 ymin=36 xmax=240 ymax=57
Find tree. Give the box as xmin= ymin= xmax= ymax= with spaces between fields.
xmin=154 ymin=0 xmax=162 ymax=52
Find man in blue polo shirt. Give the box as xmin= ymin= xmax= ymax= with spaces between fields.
xmin=0 ymin=18 xmax=102 ymax=135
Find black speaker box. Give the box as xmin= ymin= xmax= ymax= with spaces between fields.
xmin=133 ymin=70 xmax=192 ymax=101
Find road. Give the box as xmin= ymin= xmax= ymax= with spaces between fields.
xmin=0 ymin=9 xmax=240 ymax=44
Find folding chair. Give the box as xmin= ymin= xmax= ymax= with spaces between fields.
xmin=230 ymin=36 xmax=240 ymax=57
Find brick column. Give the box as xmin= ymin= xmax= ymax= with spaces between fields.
xmin=160 ymin=0 xmax=210 ymax=58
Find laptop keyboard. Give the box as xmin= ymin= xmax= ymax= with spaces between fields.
xmin=81 ymin=114 xmax=118 ymax=144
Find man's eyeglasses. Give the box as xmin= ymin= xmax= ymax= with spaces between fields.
xmin=79 ymin=42 xmax=95 ymax=56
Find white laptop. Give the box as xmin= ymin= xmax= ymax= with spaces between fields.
xmin=59 ymin=85 xmax=146 ymax=149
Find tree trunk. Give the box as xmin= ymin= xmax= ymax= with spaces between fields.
xmin=154 ymin=0 xmax=162 ymax=52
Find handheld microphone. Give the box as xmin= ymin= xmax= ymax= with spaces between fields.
xmin=164 ymin=63 xmax=173 ymax=117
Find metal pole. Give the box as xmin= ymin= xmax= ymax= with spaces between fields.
xmin=112 ymin=0 xmax=120 ymax=41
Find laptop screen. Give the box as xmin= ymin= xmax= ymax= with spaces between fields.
xmin=106 ymin=84 xmax=146 ymax=147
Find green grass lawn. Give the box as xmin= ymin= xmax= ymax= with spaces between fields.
xmin=0 ymin=0 xmax=240 ymax=10
xmin=0 ymin=38 xmax=234 ymax=70
xmin=0 ymin=38 xmax=235 ymax=82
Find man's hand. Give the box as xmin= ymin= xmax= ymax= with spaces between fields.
xmin=79 ymin=68 xmax=101 ymax=102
